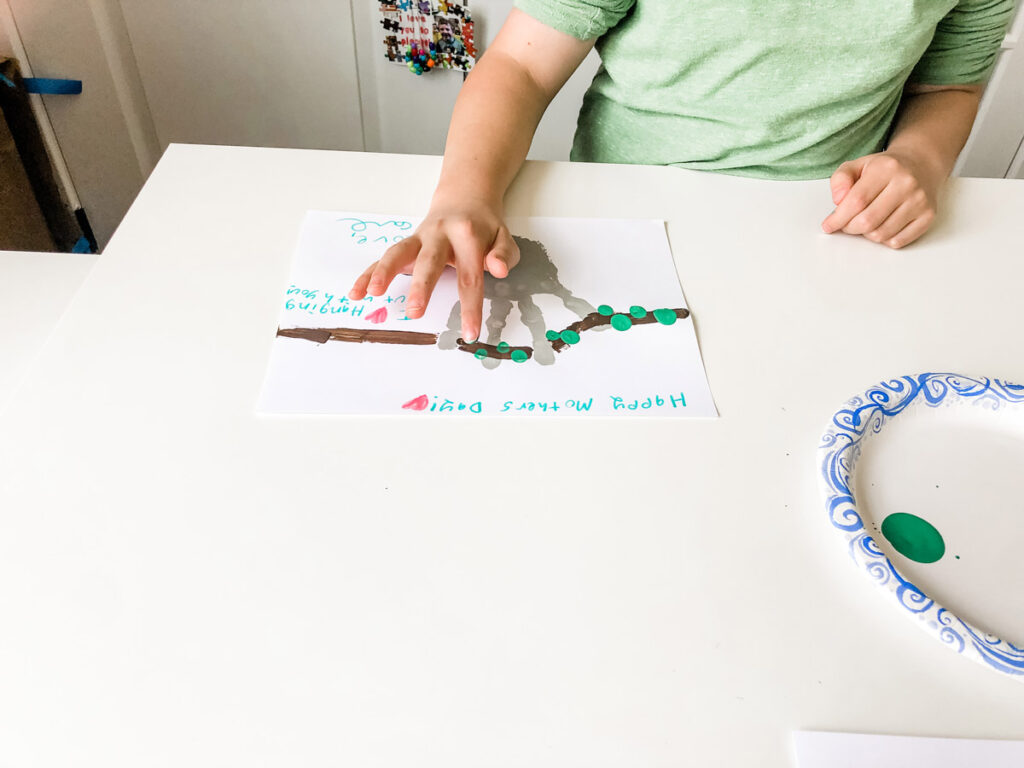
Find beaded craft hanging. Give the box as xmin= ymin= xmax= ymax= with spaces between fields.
xmin=379 ymin=1 xmax=476 ymax=75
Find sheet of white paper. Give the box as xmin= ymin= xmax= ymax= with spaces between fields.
xmin=258 ymin=211 xmax=717 ymax=417
xmin=794 ymin=731 xmax=1024 ymax=768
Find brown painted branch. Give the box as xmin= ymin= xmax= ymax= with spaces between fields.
xmin=277 ymin=306 xmax=690 ymax=358
xmin=455 ymin=339 xmax=533 ymax=360
xmin=550 ymin=307 xmax=690 ymax=352
xmin=277 ymin=327 xmax=439 ymax=345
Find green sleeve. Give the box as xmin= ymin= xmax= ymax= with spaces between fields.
xmin=514 ymin=0 xmax=636 ymax=40
xmin=910 ymin=0 xmax=1018 ymax=84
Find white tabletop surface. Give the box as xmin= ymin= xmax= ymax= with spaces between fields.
xmin=1 ymin=144 xmax=1022 ymax=767
xmin=0 ymin=250 xmax=97 ymax=411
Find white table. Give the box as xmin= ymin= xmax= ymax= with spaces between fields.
xmin=0 ymin=250 xmax=97 ymax=411
xmin=1 ymin=144 xmax=1022 ymax=767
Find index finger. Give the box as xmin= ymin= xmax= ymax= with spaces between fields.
xmin=449 ymin=230 xmax=487 ymax=343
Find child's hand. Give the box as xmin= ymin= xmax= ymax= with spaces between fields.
xmin=347 ymin=200 xmax=520 ymax=342
xmin=821 ymin=150 xmax=941 ymax=249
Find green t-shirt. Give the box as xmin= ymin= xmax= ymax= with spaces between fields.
xmin=515 ymin=0 xmax=1017 ymax=179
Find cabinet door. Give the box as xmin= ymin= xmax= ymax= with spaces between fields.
xmin=4 ymin=0 xmax=157 ymax=247
xmin=117 ymin=0 xmax=364 ymax=151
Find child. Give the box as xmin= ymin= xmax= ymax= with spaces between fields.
xmin=350 ymin=0 xmax=1015 ymax=343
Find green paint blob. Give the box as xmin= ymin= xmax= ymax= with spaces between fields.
xmin=560 ymin=330 xmax=581 ymax=345
xmin=629 ymin=305 xmax=647 ymax=318
xmin=545 ymin=330 xmax=559 ymax=341
xmin=880 ymin=513 xmax=945 ymax=564
xmin=653 ymin=308 xmax=678 ymax=326
xmin=496 ymin=341 xmax=510 ymax=353
xmin=598 ymin=304 xmax=614 ymax=316
xmin=610 ymin=314 xmax=633 ymax=331
xmin=510 ymin=349 xmax=528 ymax=363
xmin=474 ymin=348 xmax=488 ymax=360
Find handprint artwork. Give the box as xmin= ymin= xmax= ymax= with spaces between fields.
xmin=259 ymin=212 xmax=716 ymax=417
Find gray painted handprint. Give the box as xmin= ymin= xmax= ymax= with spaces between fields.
xmin=438 ymin=236 xmax=597 ymax=368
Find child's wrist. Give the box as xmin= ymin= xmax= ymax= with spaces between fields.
xmin=430 ymin=181 xmax=504 ymax=214
xmin=883 ymin=142 xmax=951 ymax=189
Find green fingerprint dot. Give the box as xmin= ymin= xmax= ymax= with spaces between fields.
xmin=474 ymin=348 xmax=488 ymax=360
xmin=653 ymin=308 xmax=678 ymax=326
xmin=560 ymin=330 xmax=581 ymax=345
xmin=545 ymin=330 xmax=559 ymax=341
xmin=597 ymin=304 xmax=614 ymax=316
xmin=510 ymin=349 xmax=528 ymax=363
xmin=496 ymin=341 xmax=510 ymax=353
xmin=610 ymin=314 xmax=632 ymax=331
xmin=881 ymin=512 xmax=945 ymax=564
xmin=629 ymin=305 xmax=647 ymax=318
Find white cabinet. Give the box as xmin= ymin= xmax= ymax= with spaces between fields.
xmin=1 ymin=0 xmax=158 ymax=247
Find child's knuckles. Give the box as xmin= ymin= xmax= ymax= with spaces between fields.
xmin=447 ymin=218 xmax=478 ymax=241
xmin=875 ymin=154 xmax=902 ymax=173
xmin=888 ymin=172 xmax=913 ymax=192
xmin=909 ymin=189 xmax=929 ymax=208
xmin=846 ymin=213 xmax=878 ymax=234
xmin=843 ymin=192 xmax=869 ymax=211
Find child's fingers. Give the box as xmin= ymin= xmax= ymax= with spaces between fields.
xmin=348 ymin=261 xmax=380 ymax=300
xmin=456 ymin=264 xmax=485 ymax=343
xmin=883 ymin=210 xmax=935 ymax=250
xmin=864 ymin=198 xmax=920 ymax=244
xmin=840 ymin=182 xmax=908 ymax=236
xmin=406 ymin=241 xmax=451 ymax=319
xmin=365 ymin=238 xmax=420 ymax=296
xmin=443 ymin=222 xmax=489 ymax=342
xmin=451 ymin=247 xmax=486 ymax=343
xmin=821 ymin=172 xmax=888 ymax=234
xmin=483 ymin=227 xmax=520 ymax=278
xmin=829 ymin=159 xmax=864 ymax=205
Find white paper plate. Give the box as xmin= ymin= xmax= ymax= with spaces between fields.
xmin=819 ymin=373 xmax=1024 ymax=680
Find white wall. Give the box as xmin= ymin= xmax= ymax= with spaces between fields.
xmin=117 ymin=0 xmax=364 ymax=152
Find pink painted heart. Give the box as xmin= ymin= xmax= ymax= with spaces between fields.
xmin=365 ymin=307 xmax=388 ymax=324
xmin=401 ymin=394 xmax=429 ymax=411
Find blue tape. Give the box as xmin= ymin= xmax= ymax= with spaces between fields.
xmin=0 ymin=72 xmax=16 ymax=89
xmin=72 ymin=237 xmax=93 ymax=254
xmin=23 ymin=77 xmax=82 ymax=95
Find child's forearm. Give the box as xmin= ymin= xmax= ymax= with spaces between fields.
xmin=431 ymin=9 xmax=595 ymax=211
xmin=885 ymin=84 xmax=983 ymax=183
xmin=432 ymin=50 xmax=551 ymax=209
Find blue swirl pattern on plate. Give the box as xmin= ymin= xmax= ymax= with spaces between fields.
xmin=818 ymin=373 xmax=1024 ymax=680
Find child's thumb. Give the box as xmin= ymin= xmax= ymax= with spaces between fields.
xmin=830 ymin=159 xmax=864 ymax=205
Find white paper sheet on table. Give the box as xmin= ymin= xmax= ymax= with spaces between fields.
xmin=258 ymin=211 xmax=717 ymax=417
xmin=794 ymin=731 xmax=1024 ymax=768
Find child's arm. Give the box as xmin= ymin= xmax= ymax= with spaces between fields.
xmin=821 ymin=83 xmax=983 ymax=248
xmin=349 ymin=10 xmax=594 ymax=342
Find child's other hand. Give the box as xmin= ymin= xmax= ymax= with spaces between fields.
xmin=347 ymin=200 xmax=520 ymax=343
xmin=821 ymin=150 xmax=941 ymax=249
